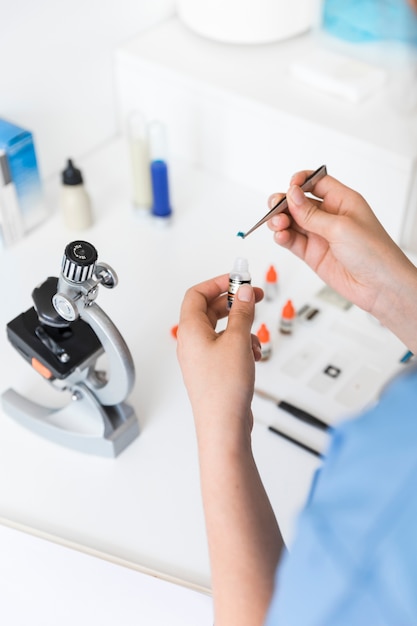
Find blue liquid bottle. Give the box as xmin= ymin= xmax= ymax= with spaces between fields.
xmin=148 ymin=120 xmax=172 ymax=224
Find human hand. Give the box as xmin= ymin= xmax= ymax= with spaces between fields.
xmin=268 ymin=171 xmax=410 ymax=311
xmin=268 ymin=170 xmax=417 ymax=351
xmin=178 ymin=276 xmax=282 ymax=626
xmin=177 ymin=274 xmax=263 ymax=440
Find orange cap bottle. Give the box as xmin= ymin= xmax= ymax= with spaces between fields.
xmin=280 ymin=299 xmax=295 ymax=334
xmin=264 ymin=265 xmax=279 ymax=301
xmin=266 ymin=265 xmax=277 ymax=283
xmin=256 ymin=323 xmax=272 ymax=360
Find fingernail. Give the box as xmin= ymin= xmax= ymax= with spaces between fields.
xmin=288 ymin=185 xmax=304 ymax=206
xmin=237 ymin=284 xmax=253 ymax=302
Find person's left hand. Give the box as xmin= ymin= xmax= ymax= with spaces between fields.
xmin=177 ymin=274 xmax=263 ymax=439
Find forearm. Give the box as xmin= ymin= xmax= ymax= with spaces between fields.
xmin=196 ymin=423 xmax=284 ymax=626
xmin=371 ymin=251 xmax=417 ymax=354
xmin=177 ymin=275 xmax=280 ymax=622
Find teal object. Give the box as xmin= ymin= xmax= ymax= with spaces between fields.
xmin=322 ymin=0 xmax=417 ymax=45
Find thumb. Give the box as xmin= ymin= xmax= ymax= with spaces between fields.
xmin=227 ymin=283 xmax=256 ymax=335
xmin=287 ymin=184 xmax=334 ymax=238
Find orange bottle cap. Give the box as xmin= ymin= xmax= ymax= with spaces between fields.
xmin=257 ymin=323 xmax=270 ymax=343
xmin=282 ymin=299 xmax=295 ymax=319
xmin=266 ymin=265 xmax=278 ymax=283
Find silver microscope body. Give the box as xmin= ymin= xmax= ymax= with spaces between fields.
xmin=1 ymin=241 xmax=139 ymax=457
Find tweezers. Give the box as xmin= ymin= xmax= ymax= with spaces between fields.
xmin=239 ymin=164 xmax=327 ymax=239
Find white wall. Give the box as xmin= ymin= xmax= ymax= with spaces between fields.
xmin=0 ymin=0 xmax=175 ymax=179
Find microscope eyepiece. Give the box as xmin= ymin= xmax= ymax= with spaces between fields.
xmin=62 ymin=241 xmax=98 ymax=283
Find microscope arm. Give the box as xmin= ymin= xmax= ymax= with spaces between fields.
xmin=80 ymin=302 xmax=135 ymax=406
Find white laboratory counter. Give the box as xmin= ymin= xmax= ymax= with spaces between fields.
xmin=0 ymin=138 xmax=408 ymax=615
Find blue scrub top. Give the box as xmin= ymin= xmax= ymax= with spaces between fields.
xmin=265 ymin=365 xmax=417 ymax=625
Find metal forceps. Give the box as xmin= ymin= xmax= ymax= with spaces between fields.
xmin=239 ymin=164 xmax=327 ymax=239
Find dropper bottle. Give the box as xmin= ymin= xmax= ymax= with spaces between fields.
xmin=60 ymin=158 xmax=93 ymax=231
xmin=227 ymin=257 xmax=251 ymax=309
xmin=264 ymin=265 xmax=279 ymax=301
xmin=257 ymin=323 xmax=272 ymax=360
xmin=280 ymin=299 xmax=296 ymax=334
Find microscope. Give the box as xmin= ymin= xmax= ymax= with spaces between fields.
xmin=1 ymin=240 xmax=139 ymax=457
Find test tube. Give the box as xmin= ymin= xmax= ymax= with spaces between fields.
xmin=128 ymin=111 xmax=152 ymax=215
xmin=148 ymin=120 xmax=173 ymax=224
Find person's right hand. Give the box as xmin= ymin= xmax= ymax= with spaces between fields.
xmin=268 ymin=170 xmax=417 ymax=352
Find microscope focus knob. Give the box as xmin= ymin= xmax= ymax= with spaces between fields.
xmin=52 ymin=292 xmax=79 ymax=322
xmin=62 ymin=241 xmax=98 ymax=284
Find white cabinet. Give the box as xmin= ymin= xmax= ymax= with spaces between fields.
xmin=115 ymin=17 xmax=417 ymax=248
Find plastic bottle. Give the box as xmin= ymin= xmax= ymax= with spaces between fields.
xmin=264 ymin=265 xmax=279 ymax=301
xmin=148 ymin=120 xmax=172 ymax=224
xmin=280 ymin=299 xmax=296 ymax=334
xmin=256 ymin=323 xmax=272 ymax=360
xmin=128 ymin=111 xmax=152 ymax=214
xmin=60 ymin=159 xmax=93 ymax=231
xmin=227 ymin=257 xmax=251 ymax=309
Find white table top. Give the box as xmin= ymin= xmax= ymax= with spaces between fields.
xmin=0 ymin=519 xmax=213 ymax=625
xmin=0 ymin=138 xmax=407 ymax=595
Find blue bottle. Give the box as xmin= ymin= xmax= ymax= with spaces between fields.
xmin=150 ymin=159 xmax=172 ymax=220
xmin=148 ymin=120 xmax=172 ymax=224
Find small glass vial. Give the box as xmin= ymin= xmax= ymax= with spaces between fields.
xmin=128 ymin=111 xmax=153 ymax=215
xmin=256 ymin=323 xmax=272 ymax=360
xmin=227 ymin=257 xmax=251 ymax=309
xmin=280 ymin=299 xmax=295 ymax=334
xmin=264 ymin=265 xmax=279 ymax=301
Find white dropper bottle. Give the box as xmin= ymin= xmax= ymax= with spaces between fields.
xmin=60 ymin=159 xmax=93 ymax=231
xmin=227 ymin=257 xmax=251 ymax=309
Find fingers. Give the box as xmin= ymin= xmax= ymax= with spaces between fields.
xmin=266 ymin=172 xmax=326 ymax=249
xmin=179 ymin=274 xmax=229 ymax=328
xmin=267 ymin=168 xmax=355 ymax=248
xmin=179 ymin=274 xmax=264 ymax=341
xmin=267 ymin=211 xmax=291 ymax=233
xmin=226 ymin=286 xmax=264 ymax=364
xmin=271 ymin=169 xmax=357 ymax=212
xmin=251 ymin=333 xmax=262 ymax=362
xmin=289 ymin=169 xmax=316 ymax=188
xmin=268 ymin=170 xmax=325 ymax=208
xmin=267 ymin=192 xmax=286 ymax=210
xmin=285 ymin=184 xmax=334 ymax=241
xmin=226 ymin=283 xmax=256 ymax=340
xmin=289 ymin=169 xmax=360 ymax=213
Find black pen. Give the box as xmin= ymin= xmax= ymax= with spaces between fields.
xmin=255 ymin=388 xmax=330 ymax=431
xmin=268 ymin=426 xmax=322 ymax=458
